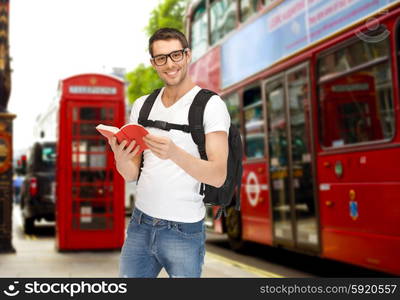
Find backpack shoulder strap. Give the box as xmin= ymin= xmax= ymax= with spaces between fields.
xmin=136 ymin=88 xmax=162 ymax=184
xmin=138 ymin=88 xmax=162 ymax=126
xmin=188 ymin=89 xmax=217 ymax=160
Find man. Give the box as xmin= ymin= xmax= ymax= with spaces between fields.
xmin=109 ymin=28 xmax=230 ymax=278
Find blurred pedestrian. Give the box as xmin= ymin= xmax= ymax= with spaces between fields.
xmin=13 ymin=174 xmax=23 ymax=204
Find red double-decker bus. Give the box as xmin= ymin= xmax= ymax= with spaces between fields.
xmin=186 ymin=0 xmax=400 ymax=275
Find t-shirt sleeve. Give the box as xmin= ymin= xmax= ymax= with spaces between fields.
xmin=129 ymin=96 xmax=146 ymax=125
xmin=203 ymin=95 xmax=231 ymax=135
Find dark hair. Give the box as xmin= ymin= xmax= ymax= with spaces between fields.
xmin=148 ymin=28 xmax=189 ymax=57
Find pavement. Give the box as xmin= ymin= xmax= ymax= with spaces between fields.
xmin=0 ymin=205 xmax=280 ymax=278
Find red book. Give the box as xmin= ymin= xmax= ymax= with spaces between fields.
xmin=96 ymin=123 xmax=149 ymax=153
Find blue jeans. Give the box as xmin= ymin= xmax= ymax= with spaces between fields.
xmin=119 ymin=207 xmax=206 ymax=278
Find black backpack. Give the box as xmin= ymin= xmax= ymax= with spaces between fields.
xmin=137 ymin=88 xmax=243 ymax=219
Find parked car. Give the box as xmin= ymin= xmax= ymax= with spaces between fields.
xmin=20 ymin=142 xmax=56 ymax=234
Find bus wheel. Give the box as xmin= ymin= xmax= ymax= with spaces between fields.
xmin=225 ymin=206 xmax=245 ymax=251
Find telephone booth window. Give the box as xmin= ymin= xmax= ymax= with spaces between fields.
xmin=71 ymin=106 xmax=115 ymax=231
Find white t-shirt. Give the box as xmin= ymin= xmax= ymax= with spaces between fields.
xmin=129 ymin=85 xmax=231 ymax=222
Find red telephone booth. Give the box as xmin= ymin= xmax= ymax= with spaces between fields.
xmin=55 ymin=74 xmax=125 ymax=250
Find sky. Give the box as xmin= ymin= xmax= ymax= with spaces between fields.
xmin=8 ymin=0 xmax=160 ymax=155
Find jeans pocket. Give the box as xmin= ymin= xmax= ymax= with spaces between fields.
xmin=129 ymin=212 xmax=139 ymax=225
xmin=173 ymin=221 xmax=204 ymax=238
xmin=126 ymin=214 xmax=139 ymax=236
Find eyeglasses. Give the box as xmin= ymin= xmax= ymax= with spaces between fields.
xmin=151 ymin=48 xmax=188 ymax=66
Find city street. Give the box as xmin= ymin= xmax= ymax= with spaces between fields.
xmin=0 ymin=205 xmax=272 ymax=278
xmin=1 ymin=204 xmax=388 ymax=278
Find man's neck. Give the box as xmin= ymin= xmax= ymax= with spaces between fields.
xmin=162 ymin=78 xmax=196 ymax=107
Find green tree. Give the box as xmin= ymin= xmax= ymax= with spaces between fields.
xmin=145 ymin=0 xmax=188 ymax=36
xmin=126 ymin=63 xmax=162 ymax=103
xmin=126 ymin=0 xmax=189 ymax=103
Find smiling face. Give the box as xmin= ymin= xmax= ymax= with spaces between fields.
xmin=150 ymin=39 xmax=191 ymax=87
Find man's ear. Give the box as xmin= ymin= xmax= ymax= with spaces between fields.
xmin=186 ymin=49 xmax=192 ymax=64
xmin=150 ymin=58 xmax=156 ymax=68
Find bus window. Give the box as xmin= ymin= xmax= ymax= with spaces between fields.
xmin=263 ymin=0 xmax=279 ymax=8
xmin=287 ymin=66 xmax=317 ymax=244
xmin=224 ymin=92 xmax=241 ymax=130
xmin=191 ymin=0 xmax=208 ymax=61
xmin=319 ymin=36 xmax=389 ymax=81
xmin=210 ymin=0 xmax=237 ymax=45
xmin=240 ymin=0 xmax=258 ymax=23
xmin=243 ymin=86 xmax=264 ymax=159
xmin=266 ymin=78 xmax=287 ymax=166
xmin=287 ymin=67 xmax=310 ymax=164
xmin=317 ymin=32 xmax=394 ymax=148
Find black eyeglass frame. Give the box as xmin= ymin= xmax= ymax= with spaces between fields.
xmin=151 ymin=48 xmax=189 ymax=66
